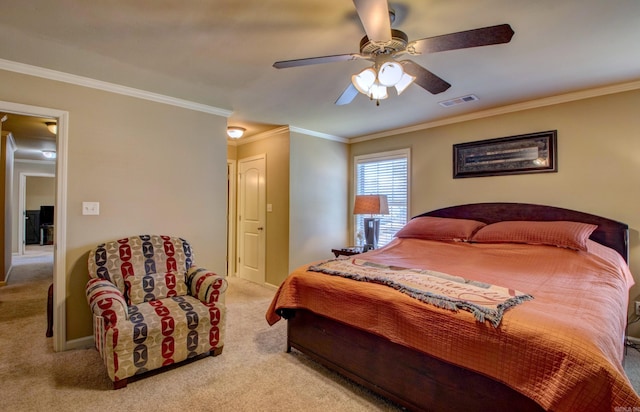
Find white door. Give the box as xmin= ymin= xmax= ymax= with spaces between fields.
xmin=237 ymin=155 xmax=266 ymax=283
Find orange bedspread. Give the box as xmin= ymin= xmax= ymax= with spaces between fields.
xmin=266 ymin=238 xmax=640 ymax=411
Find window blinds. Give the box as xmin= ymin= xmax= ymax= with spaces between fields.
xmin=355 ymin=150 xmax=409 ymax=247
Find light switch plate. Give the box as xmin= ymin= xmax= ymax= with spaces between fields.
xmin=82 ymin=201 xmax=100 ymax=215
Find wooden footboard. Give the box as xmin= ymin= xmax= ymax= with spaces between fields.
xmin=286 ymin=309 xmax=543 ymax=412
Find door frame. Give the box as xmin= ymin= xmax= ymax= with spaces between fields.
xmin=18 ymin=172 xmax=55 ymax=255
xmin=227 ymin=159 xmax=236 ymax=277
xmin=0 ymin=100 xmax=68 ymax=352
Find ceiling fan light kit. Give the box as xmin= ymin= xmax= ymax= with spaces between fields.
xmin=273 ymin=0 xmax=514 ymax=106
xmin=351 ymin=59 xmax=415 ymax=105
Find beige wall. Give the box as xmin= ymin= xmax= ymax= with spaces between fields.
xmin=25 ymin=176 xmax=55 ymax=210
xmin=289 ymin=132 xmax=349 ymax=274
xmin=232 ymin=130 xmax=348 ymax=286
xmin=227 ymin=143 xmax=237 ymax=161
xmin=351 ymin=88 xmax=640 ymax=333
xmin=236 ymin=129 xmax=290 ymax=286
xmin=0 ymin=69 xmax=228 ymax=341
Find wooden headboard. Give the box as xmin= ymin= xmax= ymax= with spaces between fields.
xmin=416 ymin=202 xmax=629 ymax=262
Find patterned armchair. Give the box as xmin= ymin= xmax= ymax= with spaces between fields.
xmin=86 ymin=235 xmax=226 ymax=389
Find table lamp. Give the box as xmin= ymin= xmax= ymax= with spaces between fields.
xmin=353 ymin=194 xmax=389 ymax=250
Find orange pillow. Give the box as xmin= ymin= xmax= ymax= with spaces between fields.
xmin=395 ymin=216 xmax=486 ymax=242
xmin=470 ymin=220 xmax=597 ymax=251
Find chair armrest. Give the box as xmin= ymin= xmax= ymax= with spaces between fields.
xmin=186 ymin=266 xmax=228 ymax=304
xmin=86 ymin=278 xmax=129 ymax=322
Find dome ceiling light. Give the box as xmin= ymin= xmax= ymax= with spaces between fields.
xmin=227 ymin=126 xmax=246 ymax=139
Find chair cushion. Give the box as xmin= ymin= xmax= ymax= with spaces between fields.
xmin=104 ymin=295 xmax=224 ymax=380
xmin=126 ymin=272 xmax=188 ymax=305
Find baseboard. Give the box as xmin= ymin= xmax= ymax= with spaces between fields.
xmin=228 ymin=274 xmax=278 ymax=291
xmin=65 ymin=335 xmax=94 ymax=351
xmin=4 ymin=265 xmax=12 ymax=284
xmin=628 ymin=336 xmax=640 ymax=345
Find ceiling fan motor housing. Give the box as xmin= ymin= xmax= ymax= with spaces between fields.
xmin=359 ymin=29 xmax=408 ymax=55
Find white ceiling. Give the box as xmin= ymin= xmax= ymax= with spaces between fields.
xmin=1 ymin=0 xmax=640 ymax=144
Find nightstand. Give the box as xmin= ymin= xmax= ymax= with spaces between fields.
xmin=331 ymin=247 xmax=363 ymax=258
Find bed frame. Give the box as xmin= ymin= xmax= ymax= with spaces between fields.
xmin=283 ymin=203 xmax=629 ymax=412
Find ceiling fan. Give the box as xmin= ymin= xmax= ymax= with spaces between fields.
xmin=273 ymin=0 xmax=514 ymax=105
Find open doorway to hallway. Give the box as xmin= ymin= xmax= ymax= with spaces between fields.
xmin=1 ymin=113 xmax=56 ymax=341
xmin=21 ymin=174 xmax=56 ymax=257
xmin=2 ymin=113 xmax=57 ymax=260
xmin=0 ymin=100 xmax=67 ymax=352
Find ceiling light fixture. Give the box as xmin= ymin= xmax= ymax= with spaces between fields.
xmin=45 ymin=122 xmax=57 ymax=134
xmin=351 ymin=58 xmax=415 ymax=106
xmin=42 ymin=150 xmax=56 ymax=159
xmin=227 ymin=126 xmax=245 ymax=139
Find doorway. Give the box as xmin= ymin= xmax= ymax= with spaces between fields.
xmin=19 ymin=174 xmax=55 ymax=255
xmin=0 ymin=100 xmax=68 ymax=352
xmin=237 ymin=154 xmax=266 ymax=284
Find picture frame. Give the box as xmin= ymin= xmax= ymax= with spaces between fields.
xmin=453 ymin=130 xmax=557 ymax=178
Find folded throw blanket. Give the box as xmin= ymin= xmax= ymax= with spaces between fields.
xmin=308 ymin=258 xmax=533 ymax=327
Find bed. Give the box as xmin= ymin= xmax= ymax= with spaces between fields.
xmin=266 ymin=203 xmax=640 ymax=411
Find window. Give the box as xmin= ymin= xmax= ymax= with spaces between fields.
xmin=354 ymin=149 xmax=409 ymax=247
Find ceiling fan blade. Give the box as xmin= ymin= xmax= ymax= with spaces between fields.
xmin=273 ymin=53 xmax=364 ymax=69
xmin=335 ymin=84 xmax=359 ymax=105
xmin=353 ymin=0 xmax=392 ymax=43
xmin=401 ymin=60 xmax=451 ymax=94
xmin=408 ymin=24 xmax=514 ymax=55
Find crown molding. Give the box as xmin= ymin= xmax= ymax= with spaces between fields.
xmin=0 ymin=58 xmax=346 ymax=141
xmin=351 ymin=79 xmax=640 ymax=143
xmin=229 ymin=125 xmax=290 ymax=146
xmin=289 ymin=126 xmax=348 ymax=143
xmin=7 ymin=58 xmax=636 ymax=146
xmin=0 ymin=58 xmax=232 ymax=117
xmin=229 ymin=125 xmax=349 ymax=146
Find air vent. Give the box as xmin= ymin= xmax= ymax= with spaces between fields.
xmin=438 ymin=94 xmax=479 ymax=108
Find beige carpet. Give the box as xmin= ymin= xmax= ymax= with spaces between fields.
xmin=0 ymin=255 xmax=399 ymax=412
xmin=1 ymin=254 xmax=639 ymax=411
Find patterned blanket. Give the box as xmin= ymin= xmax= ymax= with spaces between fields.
xmin=308 ymin=258 xmax=533 ymax=327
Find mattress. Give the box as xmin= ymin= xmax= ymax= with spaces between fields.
xmin=267 ymin=237 xmax=640 ymax=411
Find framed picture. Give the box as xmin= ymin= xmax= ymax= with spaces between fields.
xmin=453 ymin=130 xmax=557 ymax=178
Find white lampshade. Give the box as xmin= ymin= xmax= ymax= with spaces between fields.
xmin=394 ymin=72 xmax=416 ymax=95
xmin=352 ymin=68 xmax=377 ymax=95
xmin=377 ymin=61 xmax=404 ymax=87
xmin=369 ymin=82 xmax=388 ymax=100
